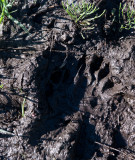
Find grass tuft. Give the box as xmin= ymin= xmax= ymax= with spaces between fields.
xmin=62 ymin=0 xmax=105 ymax=31
xmin=119 ymin=2 xmax=135 ymax=31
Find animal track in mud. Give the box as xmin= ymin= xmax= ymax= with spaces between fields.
xmin=98 ymin=63 xmax=110 ymax=83
xmin=89 ymin=55 xmax=104 ymax=85
xmin=102 ymin=79 xmax=114 ymax=93
xmin=90 ymin=97 xmax=98 ymax=108
xmin=90 ymin=55 xmax=103 ymax=75
xmin=89 ymin=54 xmax=111 ymax=93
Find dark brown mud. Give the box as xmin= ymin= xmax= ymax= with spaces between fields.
xmin=0 ymin=0 xmax=135 ymax=159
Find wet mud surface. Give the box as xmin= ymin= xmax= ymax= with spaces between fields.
xmin=0 ymin=0 xmax=135 ymax=159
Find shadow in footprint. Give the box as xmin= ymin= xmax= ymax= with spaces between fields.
xmin=28 ymin=43 xmax=88 ymax=146
xmin=72 ymin=113 xmax=101 ymax=159
xmin=109 ymin=127 xmax=127 ymax=159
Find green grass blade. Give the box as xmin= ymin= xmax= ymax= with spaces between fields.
xmin=7 ymin=14 xmax=29 ymax=33
xmin=21 ymin=97 xmax=26 ymax=117
xmin=0 ymin=128 xmax=15 ymax=136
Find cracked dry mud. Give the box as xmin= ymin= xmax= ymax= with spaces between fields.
xmin=0 ymin=0 xmax=135 ymax=159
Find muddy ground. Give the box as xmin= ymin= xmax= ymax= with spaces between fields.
xmin=0 ymin=0 xmax=135 ymax=159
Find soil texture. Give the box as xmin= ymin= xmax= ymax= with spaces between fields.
xmin=0 ymin=0 xmax=135 ymax=159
